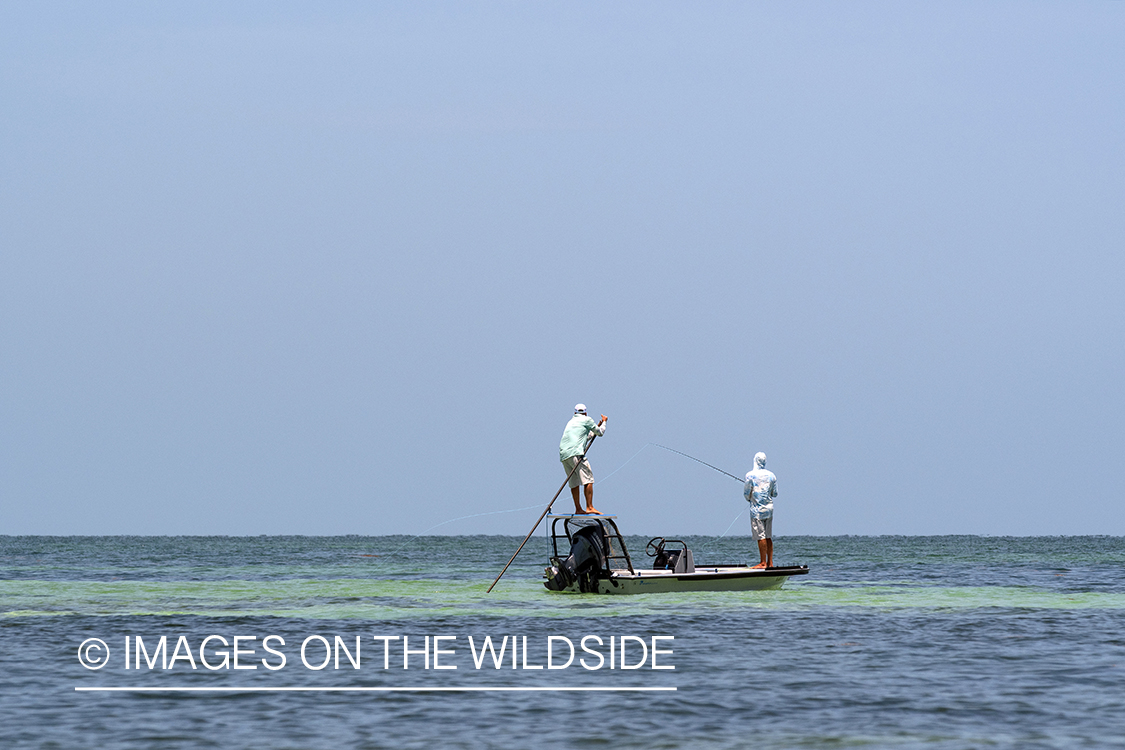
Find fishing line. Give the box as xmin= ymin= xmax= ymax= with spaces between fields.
xmin=370 ymin=503 xmax=545 ymax=561
xmin=595 ymin=442 xmax=652 ymax=484
xmin=693 ymin=507 xmax=748 ymax=556
xmin=375 ymin=443 xmax=744 ymax=562
xmin=713 ymin=506 xmax=748 ymax=540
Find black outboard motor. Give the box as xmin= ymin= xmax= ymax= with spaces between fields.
xmin=544 ymin=524 xmax=608 ymax=593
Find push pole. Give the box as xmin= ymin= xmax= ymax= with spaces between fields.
xmin=485 ymin=435 xmax=596 ymax=594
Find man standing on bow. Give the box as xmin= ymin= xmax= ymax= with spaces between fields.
xmin=559 ymin=404 xmax=607 ymax=515
xmin=744 ymin=452 xmax=777 ymax=569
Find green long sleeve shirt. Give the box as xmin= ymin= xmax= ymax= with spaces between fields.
xmin=559 ymin=415 xmax=606 ymax=461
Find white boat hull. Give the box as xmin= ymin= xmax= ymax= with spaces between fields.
xmin=546 ymin=565 xmax=809 ymax=595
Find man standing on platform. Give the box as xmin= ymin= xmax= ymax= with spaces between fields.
xmin=744 ymin=452 xmax=777 ymax=569
xmin=559 ymin=404 xmax=607 ymax=515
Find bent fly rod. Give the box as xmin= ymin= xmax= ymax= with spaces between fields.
xmin=486 ymin=435 xmax=597 ymax=594
xmin=650 ymin=443 xmax=743 ymax=483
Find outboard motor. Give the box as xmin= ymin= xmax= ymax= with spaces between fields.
xmin=544 ymin=524 xmax=608 ymax=592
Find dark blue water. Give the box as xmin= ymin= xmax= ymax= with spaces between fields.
xmin=2 ymin=535 xmax=1123 ymax=748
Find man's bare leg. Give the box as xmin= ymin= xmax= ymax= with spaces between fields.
xmin=751 ymin=538 xmax=769 ymax=569
xmin=571 ymin=486 xmax=585 ymax=514
xmin=583 ymin=482 xmax=600 ymax=515
xmin=766 ymin=538 xmax=773 ymax=568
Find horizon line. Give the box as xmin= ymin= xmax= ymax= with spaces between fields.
xmin=76 ymin=686 xmax=677 ymax=693
xmin=7 ymin=533 xmax=1122 ymax=539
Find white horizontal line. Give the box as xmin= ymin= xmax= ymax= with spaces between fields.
xmin=75 ymin=686 xmax=676 ymax=693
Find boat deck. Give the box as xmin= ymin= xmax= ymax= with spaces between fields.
xmin=618 ymin=565 xmax=809 ymax=578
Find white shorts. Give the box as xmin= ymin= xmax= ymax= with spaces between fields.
xmin=751 ymin=516 xmax=773 ymax=541
xmin=561 ymin=456 xmax=594 ymax=488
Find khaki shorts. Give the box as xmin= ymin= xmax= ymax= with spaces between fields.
xmin=561 ymin=455 xmax=594 ymax=489
xmin=750 ymin=516 xmax=773 ymax=541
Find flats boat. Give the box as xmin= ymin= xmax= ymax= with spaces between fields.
xmin=542 ymin=515 xmax=808 ymax=595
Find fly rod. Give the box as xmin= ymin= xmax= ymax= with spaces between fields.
xmin=651 ymin=443 xmax=743 ymax=482
xmin=486 ymin=435 xmax=596 ymax=594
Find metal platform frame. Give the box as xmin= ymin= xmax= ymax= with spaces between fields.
xmin=546 ymin=514 xmax=636 ymax=574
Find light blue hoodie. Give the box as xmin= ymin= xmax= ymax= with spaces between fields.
xmin=743 ymin=452 xmax=777 ymax=520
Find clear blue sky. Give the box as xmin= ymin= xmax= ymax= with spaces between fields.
xmin=2 ymin=2 xmax=1122 ymax=536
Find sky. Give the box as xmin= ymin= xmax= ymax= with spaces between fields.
xmin=1 ymin=2 xmax=1122 ymax=537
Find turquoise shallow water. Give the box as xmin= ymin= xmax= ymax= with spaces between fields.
xmin=2 ymin=535 xmax=1124 ymax=748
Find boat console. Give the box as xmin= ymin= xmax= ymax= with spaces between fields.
xmin=646 ymin=537 xmax=695 ymax=574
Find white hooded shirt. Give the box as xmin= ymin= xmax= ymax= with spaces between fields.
xmin=743 ymin=452 xmax=777 ymax=520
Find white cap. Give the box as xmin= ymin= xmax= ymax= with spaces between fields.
xmin=574 ymin=404 xmax=587 ymax=413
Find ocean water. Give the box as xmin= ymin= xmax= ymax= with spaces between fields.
xmin=2 ymin=534 xmax=1124 ymax=749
